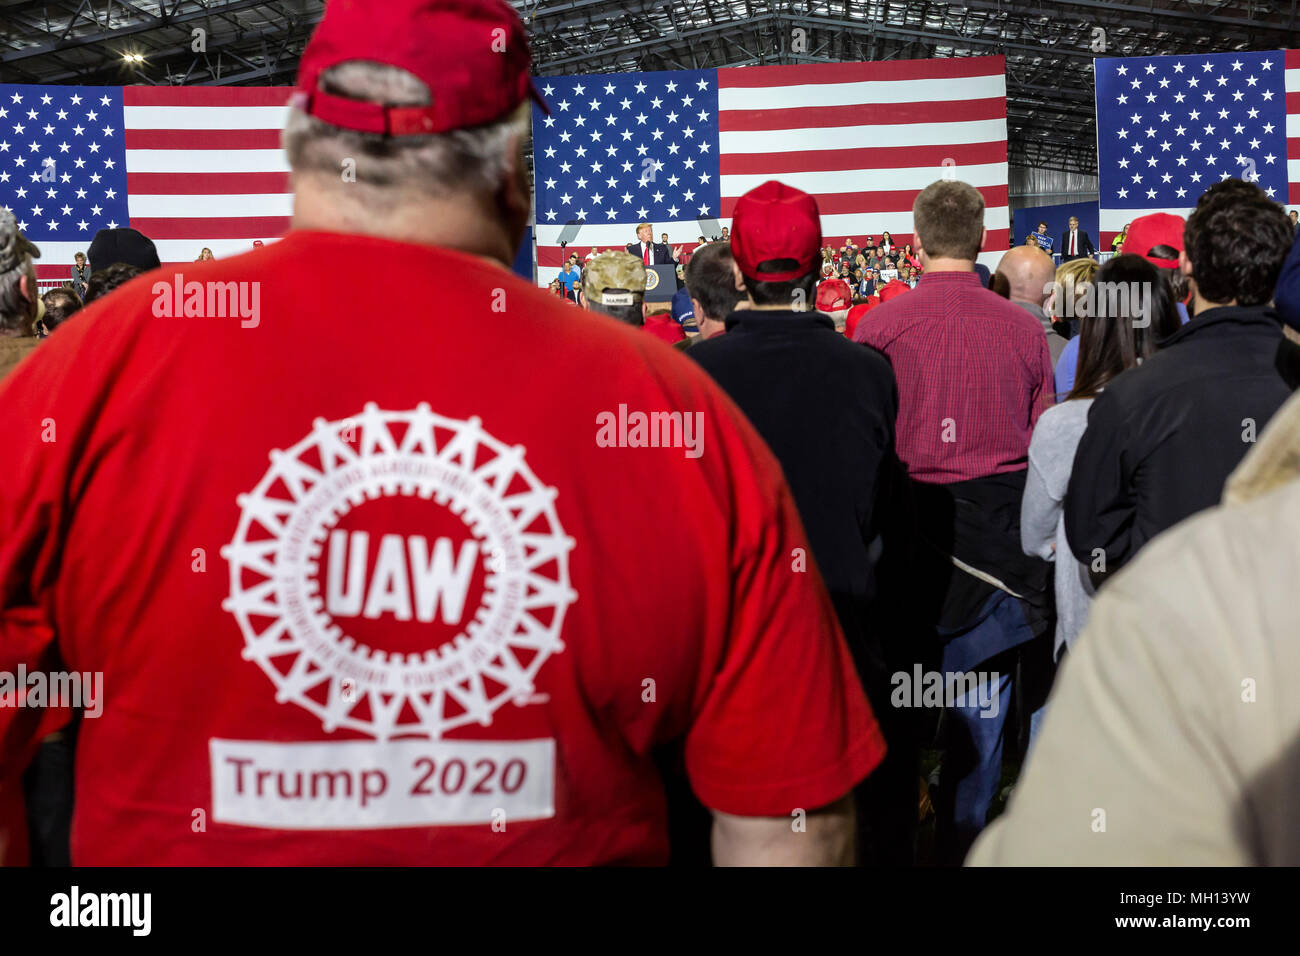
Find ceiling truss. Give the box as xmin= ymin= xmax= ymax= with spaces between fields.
xmin=3 ymin=0 xmax=1299 ymax=177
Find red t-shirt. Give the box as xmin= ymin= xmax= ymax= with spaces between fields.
xmin=0 ymin=231 xmax=882 ymax=865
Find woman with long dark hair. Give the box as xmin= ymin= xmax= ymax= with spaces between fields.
xmin=1021 ymin=254 xmax=1180 ymax=660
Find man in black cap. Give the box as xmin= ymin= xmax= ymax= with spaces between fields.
xmin=87 ymin=227 xmax=161 ymax=274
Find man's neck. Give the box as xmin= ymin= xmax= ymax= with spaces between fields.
xmin=1191 ymin=293 xmax=1239 ymax=315
xmin=920 ymin=257 xmax=975 ymax=274
xmin=291 ymin=177 xmax=517 ymax=267
xmin=746 ymin=302 xmax=815 ymax=313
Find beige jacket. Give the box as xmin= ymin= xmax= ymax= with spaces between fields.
xmin=0 ymin=335 xmax=38 ymax=381
xmin=970 ymin=387 xmax=1300 ymax=865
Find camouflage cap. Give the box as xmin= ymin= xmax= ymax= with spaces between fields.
xmin=0 ymin=207 xmax=40 ymax=274
xmin=582 ymin=250 xmax=645 ymax=306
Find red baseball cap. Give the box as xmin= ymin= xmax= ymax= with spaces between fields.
xmin=731 ymin=180 xmax=823 ymax=282
xmin=815 ymin=278 xmax=852 ymax=312
xmin=293 ymin=0 xmax=548 ymax=137
xmin=845 ymin=299 xmax=878 ymax=339
xmin=878 ymin=279 xmax=912 ymax=303
xmin=1122 ymin=212 xmax=1185 ymax=268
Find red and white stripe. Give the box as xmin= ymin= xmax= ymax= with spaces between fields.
xmin=533 ymin=57 xmax=1010 ymax=286
xmin=35 ymin=86 xmax=292 ymax=280
xmin=1285 ymin=48 xmax=1300 ymax=208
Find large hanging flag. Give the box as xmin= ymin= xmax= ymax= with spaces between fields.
xmin=0 ymin=84 xmax=292 ymax=281
xmin=529 ymin=56 xmax=1010 ymax=284
xmin=1095 ymin=49 xmax=1296 ymax=250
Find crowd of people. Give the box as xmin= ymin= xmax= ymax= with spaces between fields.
xmin=4 ymin=0 xmax=1300 ymax=868
xmin=552 ymin=227 xmax=926 ymax=329
xmin=560 ymin=174 xmax=1300 ymax=864
xmin=0 ymin=220 xmax=182 ymax=379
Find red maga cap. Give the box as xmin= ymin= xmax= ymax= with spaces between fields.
xmin=731 ymin=180 xmax=823 ymax=282
xmin=815 ymin=278 xmax=852 ymax=312
xmin=293 ymin=0 xmax=548 ymax=137
xmin=878 ymin=279 xmax=912 ymax=302
xmin=1123 ymin=212 xmax=1185 ymax=268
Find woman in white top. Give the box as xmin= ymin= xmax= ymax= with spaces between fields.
xmin=1021 ymin=254 xmax=1181 ymax=658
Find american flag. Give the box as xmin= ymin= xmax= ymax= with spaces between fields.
xmin=0 ymin=84 xmax=292 ymax=284
xmin=529 ymin=57 xmax=1010 ymax=284
xmin=1096 ymin=49 xmax=1297 ymax=249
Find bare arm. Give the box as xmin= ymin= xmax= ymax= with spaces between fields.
xmin=710 ymin=794 xmax=856 ymax=866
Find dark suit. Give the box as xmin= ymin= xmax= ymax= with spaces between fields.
xmin=626 ymin=240 xmax=675 ymax=265
xmin=1059 ymin=228 xmax=1096 ymax=261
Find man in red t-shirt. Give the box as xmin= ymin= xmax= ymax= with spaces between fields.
xmin=0 ymin=0 xmax=882 ymax=866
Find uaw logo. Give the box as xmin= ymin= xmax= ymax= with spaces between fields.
xmin=644 ymin=267 xmax=660 ymax=291
xmin=222 ymin=404 xmax=577 ymax=741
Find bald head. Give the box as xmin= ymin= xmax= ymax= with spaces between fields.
xmin=996 ymin=245 xmax=1056 ymax=310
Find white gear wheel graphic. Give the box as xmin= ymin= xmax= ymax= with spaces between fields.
xmin=221 ymin=403 xmax=577 ymax=741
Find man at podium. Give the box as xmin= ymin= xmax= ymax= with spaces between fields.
xmin=626 ymin=221 xmax=681 ymax=266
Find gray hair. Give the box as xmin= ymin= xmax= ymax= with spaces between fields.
xmin=283 ymin=61 xmax=529 ymax=206
xmin=0 ymin=255 xmax=36 ymax=334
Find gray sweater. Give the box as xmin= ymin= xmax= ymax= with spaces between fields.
xmin=1021 ymin=397 xmax=1097 ymax=656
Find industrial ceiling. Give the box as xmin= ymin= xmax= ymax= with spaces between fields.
xmin=3 ymin=0 xmax=1299 ymax=175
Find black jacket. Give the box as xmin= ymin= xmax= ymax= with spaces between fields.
xmin=1058 ymin=229 xmax=1095 ymax=259
xmin=625 ymin=240 xmax=674 ymax=265
xmin=688 ymin=309 xmax=900 ymax=649
xmin=907 ymin=472 xmax=1052 ymax=655
xmin=1065 ymin=304 xmax=1294 ymax=572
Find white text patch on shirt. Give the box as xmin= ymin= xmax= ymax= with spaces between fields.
xmin=210 ymin=737 xmax=555 ymax=829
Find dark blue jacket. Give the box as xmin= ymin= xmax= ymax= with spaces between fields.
xmin=1065 ymin=305 xmax=1293 ymax=572
xmin=688 ymin=309 xmax=900 ymax=649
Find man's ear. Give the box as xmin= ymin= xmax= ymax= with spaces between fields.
xmin=1178 ymin=248 xmax=1194 ymax=278
xmin=730 ymin=259 xmax=750 ymax=299
xmin=578 ymin=289 xmax=588 ymax=309
xmin=497 ymin=127 xmax=532 ymax=235
xmin=18 ymin=271 xmax=34 ymax=303
xmin=691 ymin=297 xmax=705 ymax=323
xmin=979 ymin=227 xmax=987 ymax=255
xmin=642 ymin=299 xmax=653 ymax=318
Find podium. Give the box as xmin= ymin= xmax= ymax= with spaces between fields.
xmin=643 ymin=264 xmax=678 ymax=303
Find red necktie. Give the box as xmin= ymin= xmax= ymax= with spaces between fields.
xmin=1071 ymin=231 xmax=1076 ymax=256
xmin=643 ymin=243 xmax=650 ymax=265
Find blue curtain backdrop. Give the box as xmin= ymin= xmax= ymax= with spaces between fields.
xmin=512 ymin=227 xmax=534 ymax=281
xmin=1012 ymin=201 xmax=1099 ymax=250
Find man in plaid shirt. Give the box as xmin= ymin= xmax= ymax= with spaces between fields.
xmin=852 ymin=179 xmax=1054 ymax=863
